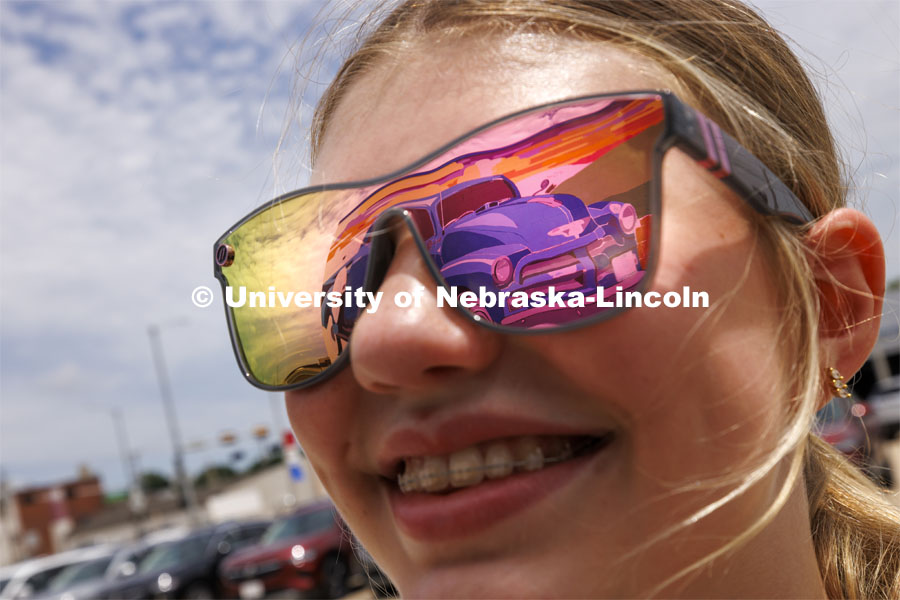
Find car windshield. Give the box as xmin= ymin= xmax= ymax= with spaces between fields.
xmin=439 ymin=179 xmax=517 ymax=227
xmin=260 ymin=509 xmax=334 ymax=545
xmin=109 ymin=547 xmax=149 ymax=579
xmin=22 ymin=564 xmax=68 ymax=595
xmin=47 ymin=555 xmax=113 ymax=591
xmin=138 ymin=534 xmax=212 ymax=573
xmin=407 ymin=209 xmax=435 ymax=240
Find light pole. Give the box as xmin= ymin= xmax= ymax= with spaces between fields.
xmin=49 ymin=398 xmax=145 ymax=536
xmin=110 ymin=408 xmax=138 ymax=492
xmin=109 ymin=408 xmax=145 ymax=534
xmin=147 ymin=323 xmax=200 ymax=523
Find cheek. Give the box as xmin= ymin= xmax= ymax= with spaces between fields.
xmin=284 ymin=378 xmax=358 ymax=494
xmin=526 ymin=172 xmax=786 ymax=480
xmin=285 ymin=381 xmax=407 ymax=583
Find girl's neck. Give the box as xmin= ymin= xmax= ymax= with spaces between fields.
xmin=671 ymin=472 xmax=827 ymax=599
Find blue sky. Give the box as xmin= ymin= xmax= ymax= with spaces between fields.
xmin=1 ymin=0 xmax=898 ymax=493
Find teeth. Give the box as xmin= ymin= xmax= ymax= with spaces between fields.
xmin=397 ymin=434 xmax=596 ymax=494
xmin=484 ymin=443 xmax=514 ymax=479
xmin=513 ymin=436 xmax=544 ymax=471
xmin=449 ymin=447 xmax=484 ymax=488
xmin=420 ymin=456 xmax=449 ymax=492
xmin=399 ymin=457 xmax=424 ymax=493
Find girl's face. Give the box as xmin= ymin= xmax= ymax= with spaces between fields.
xmin=287 ymin=37 xmax=794 ymax=598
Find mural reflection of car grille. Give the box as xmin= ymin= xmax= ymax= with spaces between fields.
xmin=520 ymin=252 xmax=580 ymax=284
xmin=521 ymin=278 xmax=585 ymax=298
xmin=586 ymin=237 xmax=617 ymax=266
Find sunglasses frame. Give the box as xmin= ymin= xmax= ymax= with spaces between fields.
xmin=214 ymin=90 xmax=814 ymax=391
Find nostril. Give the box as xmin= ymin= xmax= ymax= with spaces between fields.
xmin=424 ymin=365 xmax=467 ymax=379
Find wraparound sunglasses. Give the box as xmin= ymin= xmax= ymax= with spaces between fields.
xmin=213 ymin=91 xmax=813 ymax=391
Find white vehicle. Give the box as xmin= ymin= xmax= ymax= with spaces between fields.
xmin=0 ymin=563 xmax=26 ymax=596
xmin=0 ymin=545 xmax=116 ymax=600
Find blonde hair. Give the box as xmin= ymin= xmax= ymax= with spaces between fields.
xmin=305 ymin=0 xmax=900 ymax=596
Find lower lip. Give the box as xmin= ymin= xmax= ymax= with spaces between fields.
xmin=387 ymin=440 xmax=611 ymax=541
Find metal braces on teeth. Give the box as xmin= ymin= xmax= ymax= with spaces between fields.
xmin=397 ymin=445 xmax=575 ymax=493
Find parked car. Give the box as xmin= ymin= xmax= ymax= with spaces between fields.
xmin=93 ymin=520 xmax=268 ymax=599
xmin=219 ymin=500 xmax=359 ymax=599
xmin=861 ymin=375 xmax=900 ymax=440
xmin=37 ymin=553 xmax=116 ymax=599
xmin=0 ymin=545 xmax=117 ymax=600
xmin=814 ymin=394 xmax=898 ymax=488
xmin=855 ymin=374 xmax=899 ymax=488
xmin=42 ymin=527 xmax=190 ymax=600
xmin=0 ymin=563 xmax=25 ymax=597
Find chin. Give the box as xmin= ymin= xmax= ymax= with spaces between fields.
xmin=396 ymin=559 xmax=576 ymax=600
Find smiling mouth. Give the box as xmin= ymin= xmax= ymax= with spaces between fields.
xmin=395 ymin=433 xmax=614 ymax=494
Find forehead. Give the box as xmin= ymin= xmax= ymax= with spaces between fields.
xmin=312 ymin=34 xmax=676 ymax=185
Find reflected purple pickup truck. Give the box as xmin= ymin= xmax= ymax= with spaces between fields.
xmin=322 ymin=175 xmax=644 ymax=342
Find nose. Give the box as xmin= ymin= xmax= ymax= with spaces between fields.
xmin=349 ymin=226 xmax=503 ymax=394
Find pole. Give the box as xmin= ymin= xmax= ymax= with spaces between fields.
xmin=110 ymin=409 xmax=138 ymax=491
xmin=147 ymin=324 xmax=200 ymax=523
xmin=110 ymin=408 xmax=144 ymax=537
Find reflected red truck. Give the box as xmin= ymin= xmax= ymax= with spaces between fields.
xmin=219 ymin=500 xmax=359 ymax=599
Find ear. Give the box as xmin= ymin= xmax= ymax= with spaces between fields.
xmin=804 ymin=208 xmax=884 ymax=408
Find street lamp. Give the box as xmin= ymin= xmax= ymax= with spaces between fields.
xmin=109 ymin=409 xmax=138 ymax=489
xmin=147 ymin=322 xmax=200 ymax=523
xmin=54 ymin=399 xmax=145 ymax=537
xmin=109 ymin=408 xmax=145 ymax=522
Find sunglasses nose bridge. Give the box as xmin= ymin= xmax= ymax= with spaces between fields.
xmin=363 ymin=208 xmax=425 ymax=294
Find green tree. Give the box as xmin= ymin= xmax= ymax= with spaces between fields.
xmin=245 ymin=444 xmax=284 ymax=474
xmin=139 ymin=471 xmax=170 ymax=492
xmin=194 ymin=465 xmax=238 ymax=488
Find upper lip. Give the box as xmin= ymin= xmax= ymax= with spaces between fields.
xmin=375 ymin=410 xmax=613 ymax=478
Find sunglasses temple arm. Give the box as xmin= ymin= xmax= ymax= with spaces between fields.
xmin=665 ymin=97 xmax=814 ymax=225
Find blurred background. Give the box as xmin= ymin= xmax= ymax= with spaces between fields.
xmin=0 ymin=1 xmax=897 ymax=597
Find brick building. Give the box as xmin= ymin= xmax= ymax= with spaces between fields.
xmin=12 ymin=473 xmax=104 ymax=556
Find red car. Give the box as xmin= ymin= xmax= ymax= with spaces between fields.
xmin=219 ymin=500 xmax=359 ymax=599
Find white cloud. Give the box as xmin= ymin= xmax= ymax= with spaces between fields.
xmin=1 ymin=0 xmax=313 ymax=490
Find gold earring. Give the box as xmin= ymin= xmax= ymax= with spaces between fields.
xmin=828 ymin=367 xmax=851 ymax=399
